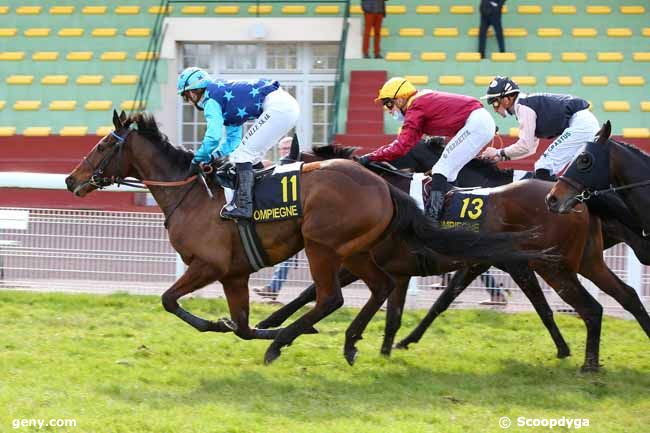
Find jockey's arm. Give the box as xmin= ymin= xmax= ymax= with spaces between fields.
xmin=214 ymin=125 xmax=243 ymax=158
xmin=193 ymin=99 xmax=225 ymax=164
xmin=367 ymin=109 xmax=423 ymax=162
xmin=501 ymin=104 xmax=540 ymax=160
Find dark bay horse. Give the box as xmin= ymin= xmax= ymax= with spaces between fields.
xmin=257 ymin=140 xmax=650 ymax=371
xmin=65 ymin=111 xmax=542 ymax=364
xmin=547 ymin=121 xmax=650 ymax=237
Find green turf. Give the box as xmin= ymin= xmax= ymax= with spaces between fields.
xmin=0 ymin=291 xmax=648 ymax=433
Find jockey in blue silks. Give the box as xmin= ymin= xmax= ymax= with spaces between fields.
xmin=177 ymin=67 xmax=300 ymax=220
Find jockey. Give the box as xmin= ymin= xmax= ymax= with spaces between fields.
xmin=177 ymin=67 xmax=300 ymax=220
xmin=357 ymin=77 xmax=496 ymax=221
xmin=480 ymin=76 xmax=599 ymax=181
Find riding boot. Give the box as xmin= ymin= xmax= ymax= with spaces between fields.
xmin=221 ymin=162 xmax=254 ymax=220
xmin=533 ymin=168 xmax=557 ymax=182
xmin=425 ymin=174 xmax=452 ymax=221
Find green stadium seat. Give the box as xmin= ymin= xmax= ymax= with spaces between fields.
xmin=14 ymin=100 xmax=41 ymax=111
xmin=60 ymin=127 xmax=89 ymax=136
xmin=24 ymin=28 xmax=51 ymax=37
xmin=527 ymin=52 xmax=552 ymax=62
xmin=101 ymin=51 xmax=128 ymax=61
xmin=16 ymin=6 xmax=42 ymax=15
xmin=23 ymin=127 xmax=51 ymax=136
xmin=49 ymin=6 xmax=74 ymax=15
xmin=115 ymin=6 xmax=140 ymax=15
xmin=92 ymin=28 xmax=118 ymax=37
xmin=581 ymin=76 xmax=608 ymax=86
xmin=618 ymin=76 xmax=645 ymax=86
xmin=32 ymin=52 xmax=59 ymax=61
xmin=58 ymin=28 xmax=84 ymax=37
xmin=85 ymin=101 xmax=112 ymax=111
xmin=603 ymin=101 xmax=630 ymax=112
xmin=586 ymin=6 xmax=611 ymax=15
xmin=42 ymin=75 xmax=69 ymax=85
xmin=7 ymin=75 xmax=34 ymax=85
xmin=0 ymin=51 xmax=24 ymax=61
xmin=49 ymin=101 xmax=77 ymax=111
xmin=82 ymin=6 xmax=107 ymax=15
xmin=546 ymin=76 xmax=572 ymax=86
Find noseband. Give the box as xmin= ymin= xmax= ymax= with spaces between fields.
xmin=82 ymin=130 xmax=132 ymax=189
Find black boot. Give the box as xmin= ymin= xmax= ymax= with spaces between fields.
xmin=425 ymin=174 xmax=451 ymax=221
xmin=221 ymin=162 xmax=254 ymax=220
xmin=533 ymin=168 xmax=556 ymax=182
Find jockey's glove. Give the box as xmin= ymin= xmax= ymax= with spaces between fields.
xmin=188 ymin=161 xmax=203 ymax=176
xmin=356 ymin=154 xmax=372 ymax=167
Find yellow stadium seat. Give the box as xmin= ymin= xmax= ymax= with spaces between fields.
xmin=112 ymin=75 xmax=138 ymax=85
xmin=248 ymin=5 xmax=270 ymax=15
xmin=49 ymin=101 xmax=76 ymax=111
xmin=349 ymin=5 xmax=362 ymax=14
xmin=17 ymin=6 xmax=41 ymax=15
xmin=622 ymin=128 xmax=650 ymax=138
xmin=369 ymin=27 xmax=389 ymax=37
xmin=60 ymin=127 xmax=89 ymax=136
xmin=41 ymin=75 xmax=68 ymax=85
xmin=115 ymin=6 xmax=140 ymax=15
xmin=546 ymin=76 xmax=572 ymax=86
xmin=96 ymin=126 xmax=114 ymax=136
xmin=82 ymin=6 xmax=107 ymax=15
xmin=633 ymin=52 xmax=650 ymax=62
xmin=58 ymin=28 xmax=84 ymax=37
xmin=405 ymin=75 xmax=429 ymax=85
xmin=572 ymin=28 xmax=597 ymax=37
xmin=24 ymin=127 xmax=51 ymax=136
xmin=643 ymin=28 xmax=650 ymax=37
xmin=511 ymin=76 xmax=537 ymax=86
xmin=586 ymin=6 xmax=611 ymax=14
xmin=0 ymin=127 xmax=16 ymax=136
xmin=92 ymin=28 xmax=117 ymax=37
xmin=537 ymin=28 xmax=562 ymax=37
xmin=0 ymin=28 xmax=17 ymax=37
xmin=491 ymin=52 xmax=516 ymax=62
xmin=76 ymin=75 xmax=103 ymax=85
xmin=215 ymin=5 xmax=240 ymax=14
xmin=552 ymin=5 xmax=576 ymax=14
xmin=474 ymin=76 xmax=494 ymax=86
xmin=387 ymin=5 xmax=407 ymax=14
xmin=581 ymin=76 xmax=608 ymax=86
xmin=149 ymin=6 xmax=172 ymax=14
xmin=620 ymin=6 xmax=645 ymax=14
xmin=101 ymin=52 xmax=128 ymax=61
xmin=518 ymin=5 xmax=542 ymax=14
xmin=14 ymin=101 xmax=41 ymax=111
xmin=67 ymin=52 xmax=93 ymax=61
xmin=0 ymin=52 xmax=24 ymax=61
xmin=50 ymin=6 xmax=74 ymax=15
xmin=32 ymin=52 xmax=59 ymax=61
xmin=433 ymin=28 xmax=459 ymax=37
xmin=640 ymin=102 xmax=650 ymax=112
xmin=136 ymin=51 xmax=159 ymax=60
xmin=24 ymin=28 xmax=51 ymax=37
xmin=527 ymin=52 xmax=552 ymax=62
xmin=603 ymin=101 xmax=630 ymax=112
xmin=467 ymin=28 xmax=494 ymax=37
xmin=438 ymin=75 xmax=464 ymax=86
xmin=0 ymin=101 xmax=4 ymax=110
xmin=6 ymin=75 xmax=33 ymax=85
xmin=618 ymin=76 xmax=645 ymax=86
xmin=509 ymin=128 xmax=520 ymax=137
xmin=121 ymin=101 xmax=146 ymax=110
xmin=597 ymin=52 xmax=623 ymax=62
xmin=85 ymin=101 xmax=112 ymax=111
xmin=562 ymin=52 xmax=587 ymax=62
xmin=456 ymin=52 xmax=481 ymax=62
xmin=125 ymin=28 xmax=150 ymax=37
xmin=399 ymin=28 xmax=424 ymax=37
xmin=281 ymin=5 xmax=305 ymax=14
xmin=416 ymin=5 xmax=440 ymax=14
xmin=386 ymin=52 xmax=412 ymax=61
xmin=182 ymin=6 xmax=207 ymax=14
xmin=420 ymin=52 xmax=446 ymax=61
xmin=607 ymin=28 xmax=632 ymax=37
xmin=504 ymin=28 xmax=527 ymax=37
xmin=314 ymin=6 xmax=338 ymax=15
xmin=450 ymin=5 xmax=473 ymax=14
xmin=0 ymin=6 xmax=8 ymax=14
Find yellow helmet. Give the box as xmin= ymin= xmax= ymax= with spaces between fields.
xmin=375 ymin=77 xmax=417 ymax=103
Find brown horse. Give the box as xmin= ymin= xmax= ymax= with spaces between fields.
xmin=65 ymin=111 xmax=543 ymax=364
xmin=258 ymin=142 xmax=650 ymax=371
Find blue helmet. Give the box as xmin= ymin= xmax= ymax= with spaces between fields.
xmin=177 ymin=67 xmax=210 ymax=95
xmin=481 ymin=76 xmax=520 ymax=105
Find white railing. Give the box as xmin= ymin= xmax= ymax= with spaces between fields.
xmin=1 ymin=206 xmax=649 ymax=319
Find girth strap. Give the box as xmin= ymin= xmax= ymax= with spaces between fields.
xmin=236 ymin=220 xmax=270 ymax=272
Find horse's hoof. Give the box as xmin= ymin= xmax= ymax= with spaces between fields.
xmin=380 ymin=347 xmax=392 ymax=357
xmin=304 ymin=326 xmax=319 ymax=335
xmin=557 ymin=348 xmax=571 ymax=359
xmin=264 ymin=344 xmax=282 ymax=365
xmin=344 ymin=347 xmax=358 ymax=366
xmin=218 ymin=317 xmax=238 ymax=331
xmin=580 ymin=363 xmax=600 ymax=373
xmin=394 ymin=340 xmax=410 ymax=350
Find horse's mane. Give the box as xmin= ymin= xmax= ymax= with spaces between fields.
xmin=130 ymin=113 xmax=195 ymax=167
xmin=312 ymin=144 xmax=358 ymax=159
xmin=610 ymin=137 xmax=650 ymax=160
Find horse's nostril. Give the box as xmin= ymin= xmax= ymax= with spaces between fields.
xmin=65 ymin=176 xmax=75 ymax=191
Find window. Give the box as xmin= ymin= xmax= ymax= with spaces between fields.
xmin=312 ymin=44 xmax=339 ymax=71
xmin=224 ymin=44 xmax=259 ymax=70
xmin=311 ymin=84 xmax=334 ymax=146
xmin=182 ymin=44 xmax=211 ymax=69
xmin=266 ymin=44 xmax=298 ymax=70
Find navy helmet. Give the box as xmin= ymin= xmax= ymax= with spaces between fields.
xmin=481 ymin=76 xmax=520 ymax=105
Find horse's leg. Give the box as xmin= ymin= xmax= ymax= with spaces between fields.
xmin=342 ymin=253 xmax=396 ymax=365
xmin=381 ymin=275 xmax=411 ymax=356
xmin=256 ymin=267 xmax=359 ymax=329
xmin=501 ymin=264 xmax=571 ymax=358
xmin=396 ymin=264 xmax=489 ymax=349
xmin=264 ymin=242 xmax=343 ymax=364
xmin=161 ymin=259 xmax=234 ymax=333
xmin=538 ymin=269 xmax=603 ymax=372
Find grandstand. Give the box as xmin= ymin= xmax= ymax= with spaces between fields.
xmin=1 ymin=1 xmax=649 ymax=208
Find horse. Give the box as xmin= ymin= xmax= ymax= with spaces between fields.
xmin=64 ymin=111 xmax=544 ymax=365
xmin=547 ymin=121 xmax=650 ymax=238
xmin=257 ymin=138 xmax=650 ymax=371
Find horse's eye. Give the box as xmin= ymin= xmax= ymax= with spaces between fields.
xmin=97 ymin=145 xmax=105 ymax=152
xmin=576 ymin=152 xmax=594 ymax=172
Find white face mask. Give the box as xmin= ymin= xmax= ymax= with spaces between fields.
xmin=391 ymin=109 xmax=404 ymax=122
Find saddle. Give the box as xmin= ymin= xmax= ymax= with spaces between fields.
xmin=209 ymin=159 xmax=275 ymax=190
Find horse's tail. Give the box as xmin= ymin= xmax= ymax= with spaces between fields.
xmin=386 ymin=183 xmax=553 ymax=263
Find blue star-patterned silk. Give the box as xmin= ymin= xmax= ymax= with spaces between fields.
xmin=192 ymin=78 xmax=280 ymax=164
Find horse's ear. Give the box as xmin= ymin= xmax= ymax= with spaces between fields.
xmin=289 ymin=134 xmax=300 ymax=160
xmin=119 ymin=110 xmax=127 ymax=122
xmin=112 ymin=109 xmax=122 ymax=130
xmin=596 ymin=121 xmax=612 ymax=144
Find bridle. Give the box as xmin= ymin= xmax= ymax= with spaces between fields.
xmin=559 ymin=175 xmax=650 ymax=203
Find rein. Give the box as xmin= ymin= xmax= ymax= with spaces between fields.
xmin=560 ymin=176 xmax=650 ymax=203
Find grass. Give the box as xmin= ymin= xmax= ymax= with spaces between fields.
xmin=0 ymin=290 xmax=648 ymax=433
